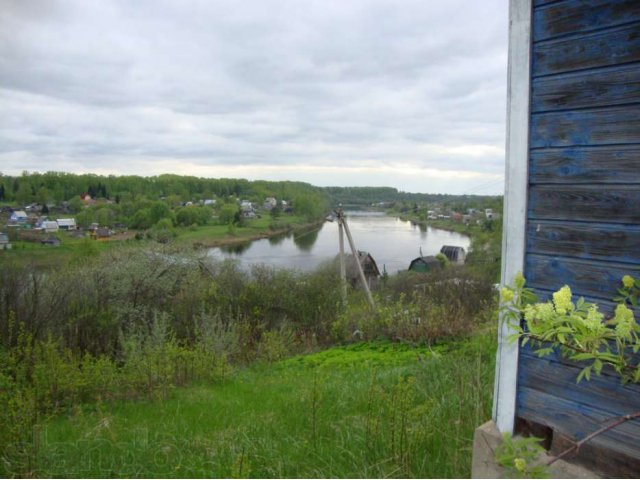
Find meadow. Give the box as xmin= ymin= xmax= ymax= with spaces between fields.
xmin=34 ymin=335 xmax=495 ymax=478
xmin=0 ymin=246 xmax=497 ymax=478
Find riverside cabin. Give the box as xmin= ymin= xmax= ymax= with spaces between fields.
xmin=408 ymin=255 xmax=441 ymax=273
xmin=345 ymin=251 xmax=380 ymax=288
xmin=439 ymin=245 xmax=466 ymax=265
xmin=473 ymin=0 xmax=640 ymax=477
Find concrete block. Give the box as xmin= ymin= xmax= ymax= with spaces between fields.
xmin=471 ymin=420 xmax=600 ymax=479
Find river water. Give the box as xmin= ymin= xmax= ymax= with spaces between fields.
xmin=208 ymin=212 xmax=470 ymax=274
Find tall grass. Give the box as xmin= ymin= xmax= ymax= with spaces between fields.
xmin=0 ymin=247 xmax=498 ymax=477
xmin=34 ymin=334 xmax=495 ymax=478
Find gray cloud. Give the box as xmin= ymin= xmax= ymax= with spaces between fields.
xmin=0 ymin=0 xmax=508 ymax=194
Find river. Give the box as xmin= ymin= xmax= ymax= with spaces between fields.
xmin=208 ymin=212 xmax=470 ymax=274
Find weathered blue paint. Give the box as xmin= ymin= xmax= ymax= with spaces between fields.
xmin=528 ymin=185 xmax=640 ymax=223
xmin=533 ymin=23 xmax=640 ymax=77
xmin=517 ymin=0 xmax=640 ymax=467
xmin=533 ymin=0 xmax=640 ymax=42
xmin=531 ymin=106 xmax=640 ymax=148
xmin=526 ymin=220 xmax=640 ymax=264
xmin=531 ymin=63 xmax=640 ymax=112
xmin=525 ymin=253 xmax=638 ymax=302
xmin=530 ymin=145 xmax=640 ymax=183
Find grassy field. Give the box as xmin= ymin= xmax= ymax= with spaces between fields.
xmin=33 ymin=332 xmax=495 ymax=478
xmin=0 ymin=214 xmax=316 ymax=269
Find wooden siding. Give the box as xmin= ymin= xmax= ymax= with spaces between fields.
xmin=518 ymin=0 xmax=640 ymax=469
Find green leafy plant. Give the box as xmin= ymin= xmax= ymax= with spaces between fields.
xmin=496 ymin=273 xmax=640 ymax=478
xmin=501 ymin=273 xmax=640 ymax=384
xmin=494 ymin=433 xmax=549 ymax=479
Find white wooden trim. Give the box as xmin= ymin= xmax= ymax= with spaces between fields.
xmin=492 ymin=0 xmax=532 ymax=434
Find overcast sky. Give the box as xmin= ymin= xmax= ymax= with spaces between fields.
xmin=0 ymin=0 xmax=508 ymax=194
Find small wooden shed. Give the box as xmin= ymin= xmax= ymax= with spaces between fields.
xmin=487 ymin=1 xmax=640 ymax=476
xmin=439 ymin=245 xmax=466 ymax=265
xmin=345 ymin=251 xmax=380 ymax=288
xmin=408 ymin=255 xmax=441 ymax=273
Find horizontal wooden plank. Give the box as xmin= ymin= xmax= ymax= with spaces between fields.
xmin=518 ymin=345 xmax=640 ymax=410
xmin=525 ymin=253 xmax=640 ymax=301
xmin=528 ymin=185 xmax=640 ymax=223
xmin=533 ymin=23 xmax=640 ymax=76
xmin=519 ymin=348 xmax=640 ymax=416
xmin=529 ymin=145 xmax=640 ymax=183
xmin=531 ymin=63 xmax=640 ymax=112
xmin=517 ymin=387 xmax=640 ymax=460
xmin=527 ymin=220 xmax=640 ymax=264
xmin=530 ymin=105 xmax=640 ymax=148
xmin=534 ymin=0 xmax=563 ymax=7
xmin=534 ymin=0 xmax=640 ymax=42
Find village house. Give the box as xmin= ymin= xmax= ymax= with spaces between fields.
xmin=9 ymin=210 xmax=28 ymax=224
xmin=263 ymin=197 xmax=277 ymax=210
xmin=56 ymin=218 xmax=77 ymax=230
xmin=42 ymin=221 xmax=59 ymax=233
xmin=439 ymin=245 xmax=466 ymax=265
xmin=485 ymin=208 xmax=494 ymax=220
xmin=90 ymin=228 xmax=111 ymax=240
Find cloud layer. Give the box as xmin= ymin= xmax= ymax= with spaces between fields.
xmin=0 ymin=0 xmax=508 ymax=194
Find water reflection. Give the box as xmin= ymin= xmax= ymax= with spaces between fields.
xmin=268 ymin=231 xmax=290 ymax=246
xmin=208 ymin=212 xmax=470 ymax=273
xmin=293 ymin=228 xmax=320 ymax=251
xmin=219 ymin=241 xmax=252 ymax=255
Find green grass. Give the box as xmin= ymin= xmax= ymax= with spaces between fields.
xmin=0 ymin=215 xmax=315 ymax=269
xmin=174 ymin=215 xmax=309 ymax=244
xmin=34 ymin=332 xmax=495 ymax=478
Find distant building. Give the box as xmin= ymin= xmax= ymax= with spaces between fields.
xmin=345 ymin=251 xmax=380 ymax=288
xmin=96 ymin=228 xmax=111 ymax=239
xmin=56 ymin=218 xmax=77 ymax=230
xmin=408 ymin=255 xmax=442 ymax=273
xmin=263 ymin=197 xmax=277 ymax=210
xmin=440 ymin=245 xmax=466 ymax=265
xmin=9 ymin=210 xmax=28 ymax=224
xmin=485 ymin=208 xmax=494 ymax=220
xmin=42 ymin=221 xmax=59 ymax=233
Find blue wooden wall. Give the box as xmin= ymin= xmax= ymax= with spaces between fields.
xmin=518 ymin=0 xmax=640 ymax=469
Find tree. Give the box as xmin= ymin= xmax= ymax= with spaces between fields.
xmin=218 ymin=204 xmax=238 ymax=225
xmin=150 ymin=201 xmax=172 ymax=225
xmin=293 ymin=194 xmax=322 ymax=221
xmin=95 ymin=208 xmax=113 ymax=227
xmin=36 ymin=187 xmax=50 ymax=206
xmin=68 ymin=196 xmax=84 ymax=213
xmin=270 ymin=204 xmax=282 ymax=219
xmin=15 ymin=181 xmax=33 ymax=205
xmin=129 ymin=209 xmax=154 ymax=230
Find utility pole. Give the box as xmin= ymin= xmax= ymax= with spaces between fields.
xmin=336 ymin=209 xmax=375 ymax=310
xmin=338 ymin=219 xmax=347 ymax=306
